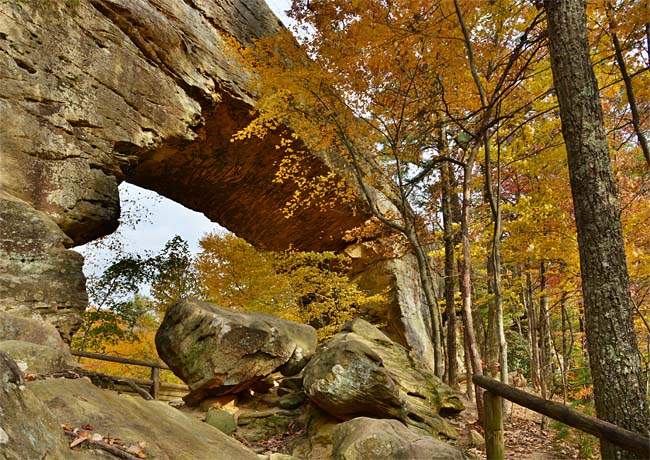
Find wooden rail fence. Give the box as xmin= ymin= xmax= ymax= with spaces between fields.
xmin=473 ymin=375 xmax=650 ymax=459
xmin=71 ymin=350 xmax=188 ymax=401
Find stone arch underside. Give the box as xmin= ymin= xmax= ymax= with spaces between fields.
xmin=0 ymin=0 xmax=437 ymax=370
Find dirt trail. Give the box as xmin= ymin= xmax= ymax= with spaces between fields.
xmin=456 ymin=396 xmax=586 ymax=460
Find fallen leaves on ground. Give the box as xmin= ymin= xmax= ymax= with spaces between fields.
xmin=62 ymin=423 xmax=147 ymax=459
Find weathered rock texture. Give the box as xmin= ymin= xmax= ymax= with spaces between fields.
xmin=0 ymin=0 xmax=368 ymax=341
xmin=29 ymin=376 xmax=260 ymax=460
xmin=0 ymin=352 xmax=73 ymax=460
xmin=347 ymin=243 xmax=437 ymax=370
xmin=0 ymin=0 xmax=436 ymax=373
xmin=156 ymin=298 xmax=317 ymax=404
xmin=0 ymin=312 xmax=77 ymax=375
xmin=302 ymin=319 xmax=463 ymax=439
xmin=0 ymin=200 xmax=87 ymax=341
xmin=332 ymin=417 xmax=466 ymax=460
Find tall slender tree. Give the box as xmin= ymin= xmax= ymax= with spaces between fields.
xmin=544 ymin=1 xmax=650 ymax=457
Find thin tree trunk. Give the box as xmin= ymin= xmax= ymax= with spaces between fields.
xmin=607 ymin=6 xmax=650 ymax=166
xmin=464 ymin=330 xmax=474 ymax=401
xmin=560 ymin=296 xmax=573 ymax=403
xmin=484 ymin=127 xmax=508 ymax=384
xmin=486 ymin=254 xmax=499 ymax=377
xmin=459 ymin=156 xmax=484 ymax=421
xmin=538 ymin=261 xmax=552 ymax=399
xmin=544 ymin=1 xmax=650 ymax=457
xmin=526 ymin=270 xmax=541 ymax=391
xmin=442 ymin=161 xmax=459 ymax=387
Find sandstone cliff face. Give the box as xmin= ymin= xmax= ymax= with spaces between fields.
xmin=0 ymin=0 xmax=436 ymax=371
xmin=0 ymin=0 xmax=366 ymax=340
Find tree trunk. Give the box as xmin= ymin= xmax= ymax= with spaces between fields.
xmin=459 ymin=156 xmax=484 ymax=421
xmin=442 ymin=161 xmax=459 ymax=388
xmin=525 ymin=270 xmax=541 ymax=391
xmin=538 ymin=261 xmax=552 ymax=399
xmin=544 ymin=1 xmax=650 ymax=457
xmin=484 ymin=120 xmax=508 ymax=386
xmin=606 ymin=6 xmax=650 ymax=166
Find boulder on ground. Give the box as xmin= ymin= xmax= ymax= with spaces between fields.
xmin=0 ymin=312 xmax=73 ymax=350
xmin=302 ymin=319 xmax=463 ymax=438
xmin=332 ymin=417 xmax=466 ymax=460
xmin=206 ymin=408 xmax=237 ymax=434
xmin=0 ymin=340 xmax=75 ymax=375
xmin=156 ymin=299 xmax=317 ymax=405
xmin=29 ymin=376 xmax=260 ymax=460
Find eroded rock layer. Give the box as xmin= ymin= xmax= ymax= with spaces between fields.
xmin=0 ymin=0 xmax=368 ymax=340
xmin=0 ymin=0 xmax=439 ymax=373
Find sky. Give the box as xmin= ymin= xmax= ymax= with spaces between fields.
xmin=75 ymin=0 xmax=293 ymax=275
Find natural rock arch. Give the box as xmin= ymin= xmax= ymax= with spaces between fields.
xmin=0 ymin=0 xmax=436 ymax=370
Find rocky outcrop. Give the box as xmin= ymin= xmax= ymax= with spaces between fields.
xmin=156 ymin=299 xmax=317 ymax=405
xmin=332 ymin=417 xmax=466 ymax=460
xmin=0 ymin=0 xmax=371 ymax=342
xmin=0 ymin=313 xmax=76 ymax=374
xmin=347 ymin=243 xmax=437 ymax=371
xmin=302 ymin=319 xmax=463 ymax=439
xmin=0 ymin=352 xmax=74 ymax=460
xmin=29 ymin=376 xmax=261 ymax=460
xmin=0 ymin=201 xmax=87 ymax=342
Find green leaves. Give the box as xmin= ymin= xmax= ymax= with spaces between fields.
xmin=73 ymin=236 xmax=204 ymax=353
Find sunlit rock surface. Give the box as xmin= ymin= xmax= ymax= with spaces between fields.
xmin=30 ymin=377 xmax=260 ymax=460
xmin=332 ymin=417 xmax=466 ymax=460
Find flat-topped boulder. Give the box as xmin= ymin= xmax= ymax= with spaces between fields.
xmin=29 ymin=376 xmax=260 ymax=460
xmin=156 ymin=298 xmax=317 ymax=405
xmin=302 ymin=319 xmax=464 ymax=439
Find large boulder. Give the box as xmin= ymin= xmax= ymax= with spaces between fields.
xmin=156 ymin=299 xmax=318 ymax=405
xmin=302 ymin=319 xmax=463 ymax=438
xmin=29 ymin=376 xmax=260 ymax=460
xmin=0 ymin=311 xmax=74 ymax=350
xmin=332 ymin=417 xmax=466 ymax=460
xmin=0 ymin=352 xmax=73 ymax=460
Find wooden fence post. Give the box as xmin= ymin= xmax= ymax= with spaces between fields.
xmin=150 ymin=366 xmax=160 ymax=400
xmin=473 ymin=374 xmax=650 ymax=457
xmin=484 ymin=390 xmax=504 ymax=460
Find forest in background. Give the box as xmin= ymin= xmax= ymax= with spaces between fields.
xmin=72 ymin=0 xmax=649 ymax=458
